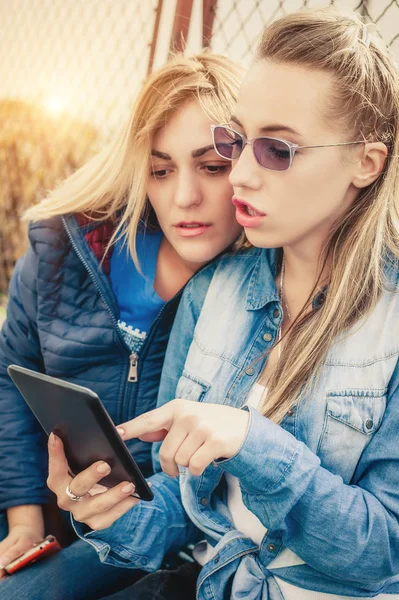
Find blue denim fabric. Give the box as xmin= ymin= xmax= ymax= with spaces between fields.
xmin=0 ymin=511 xmax=8 ymax=540
xmin=72 ymin=473 xmax=200 ymax=572
xmin=0 ymin=511 xmax=145 ymax=600
xmin=74 ymin=248 xmax=399 ymax=599
xmin=100 ymin=562 xmax=201 ymax=600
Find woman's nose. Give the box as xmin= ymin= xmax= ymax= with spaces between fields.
xmin=229 ymin=145 xmax=262 ymax=191
xmin=174 ymin=174 xmax=202 ymax=208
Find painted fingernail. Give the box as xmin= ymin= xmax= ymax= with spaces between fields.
xmin=97 ymin=462 xmax=111 ymax=474
xmin=122 ymin=483 xmax=134 ymax=494
xmin=116 ymin=428 xmax=125 ymax=436
xmin=49 ymin=432 xmax=56 ymax=448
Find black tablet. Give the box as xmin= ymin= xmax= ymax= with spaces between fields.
xmin=7 ymin=365 xmax=153 ymax=501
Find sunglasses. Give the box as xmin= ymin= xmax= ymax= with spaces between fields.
xmin=211 ymin=124 xmax=365 ymax=172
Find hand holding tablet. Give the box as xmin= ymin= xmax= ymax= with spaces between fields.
xmin=7 ymin=365 xmax=153 ymax=502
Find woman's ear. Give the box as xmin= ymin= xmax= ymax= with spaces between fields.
xmin=352 ymin=142 xmax=388 ymax=189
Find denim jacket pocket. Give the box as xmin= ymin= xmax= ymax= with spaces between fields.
xmin=175 ymin=370 xmax=210 ymax=403
xmin=317 ymin=391 xmax=387 ymax=483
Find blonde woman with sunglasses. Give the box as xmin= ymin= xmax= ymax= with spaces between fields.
xmin=49 ymin=8 xmax=399 ymax=600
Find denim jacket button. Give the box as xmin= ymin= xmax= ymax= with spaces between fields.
xmin=267 ymin=543 xmax=277 ymax=552
xmin=245 ymin=367 xmax=255 ymax=376
xmin=287 ymin=408 xmax=294 ymax=416
xmin=273 ymin=308 xmax=280 ymax=319
xmin=214 ymin=557 xmax=220 ymax=564
xmin=365 ymin=419 xmax=374 ymax=430
xmin=263 ymin=333 xmax=273 ymax=342
xmin=200 ymin=497 xmax=209 ymax=506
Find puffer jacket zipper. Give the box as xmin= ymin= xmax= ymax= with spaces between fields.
xmin=62 ymin=217 xmax=135 ymax=381
xmin=62 ymin=216 xmax=182 ymax=389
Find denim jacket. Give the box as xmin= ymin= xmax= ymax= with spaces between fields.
xmin=75 ymin=247 xmax=399 ymax=599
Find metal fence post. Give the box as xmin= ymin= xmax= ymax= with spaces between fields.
xmin=203 ymin=0 xmax=217 ymax=48
xmin=169 ymin=0 xmax=194 ymax=54
xmin=148 ymin=0 xmax=164 ymax=74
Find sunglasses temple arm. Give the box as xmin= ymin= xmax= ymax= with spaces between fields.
xmin=297 ymin=141 xmax=366 ymax=150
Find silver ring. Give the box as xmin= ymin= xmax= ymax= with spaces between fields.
xmin=65 ymin=483 xmax=83 ymax=502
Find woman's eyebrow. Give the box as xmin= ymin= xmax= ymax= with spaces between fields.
xmin=151 ymin=149 xmax=171 ymax=160
xmin=231 ymin=115 xmax=302 ymax=138
xmin=151 ymin=145 xmax=216 ymax=161
xmin=192 ymin=145 xmax=216 ymax=158
xmin=260 ymin=124 xmax=302 ymax=137
xmin=231 ymin=115 xmax=242 ymax=127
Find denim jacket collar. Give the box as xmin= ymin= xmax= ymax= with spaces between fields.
xmin=245 ymin=248 xmax=280 ymax=311
xmin=245 ymin=248 xmax=328 ymax=312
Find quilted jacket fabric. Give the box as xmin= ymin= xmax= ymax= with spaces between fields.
xmin=0 ymin=214 xmax=182 ymax=510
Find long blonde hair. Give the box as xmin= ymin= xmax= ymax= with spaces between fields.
xmin=257 ymin=9 xmax=399 ymax=423
xmin=24 ymin=53 xmax=244 ymax=264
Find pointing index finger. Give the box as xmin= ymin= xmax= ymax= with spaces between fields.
xmin=117 ymin=402 xmax=177 ymax=441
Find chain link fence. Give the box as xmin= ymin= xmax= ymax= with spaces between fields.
xmin=0 ymin=0 xmax=159 ymax=295
xmin=0 ymin=0 xmax=160 ymax=140
xmin=1 ymin=0 xmax=399 ymax=295
xmin=211 ymin=1 xmax=399 ymax=65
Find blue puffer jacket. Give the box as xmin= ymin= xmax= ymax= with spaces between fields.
xmin=0 ymin=214 xmax=182 ymax=510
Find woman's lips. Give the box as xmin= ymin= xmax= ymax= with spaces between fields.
xmin=174 ymin=222 xmax=211 ymax=237
xmin=232 ymin=198 xmax=266 ymax=228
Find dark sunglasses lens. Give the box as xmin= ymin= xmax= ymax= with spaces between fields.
xmin=253 ymin=138 xmax=291 ymax=171
xmin=213 ymin=127 xmax=243 ymax=160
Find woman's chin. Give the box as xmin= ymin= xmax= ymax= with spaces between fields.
xmin=244 ymin=228 xmax=280 ymax=249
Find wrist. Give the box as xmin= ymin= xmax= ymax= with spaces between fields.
xmin=7 ymin=505 xmax=45 ymax=537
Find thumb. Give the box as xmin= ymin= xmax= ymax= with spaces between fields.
xmin=0 ymin=537 xmax=18 ymax=568
xmin=48 ymin=432 xmax=70 ymax=478
xmin=0 ymin=544 xmax=20 ymax=570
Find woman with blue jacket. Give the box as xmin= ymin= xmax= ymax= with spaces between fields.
xmin=0 ymin=53 xmax=243 ymax=599
xmin=49 ymin=8 xmax=399 ymax=600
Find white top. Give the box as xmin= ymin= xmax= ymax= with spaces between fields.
xmin=225 ymin=383 xmax=268 ymax=544
xmin=193 ymin=383 xmax=398 ymax=599
xmin=193 ymin=384 xmax=267 ymax=565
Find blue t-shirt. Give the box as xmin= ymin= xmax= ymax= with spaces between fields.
xmin=110 ymin=229 xmax=165 ymax=354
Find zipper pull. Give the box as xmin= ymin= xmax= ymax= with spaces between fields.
xmin=128 ymin=353 xmax=138 ymax=383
